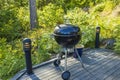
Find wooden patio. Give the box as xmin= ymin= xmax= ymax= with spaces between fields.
xmin=12 ymin=49 xmax=120 ymax=80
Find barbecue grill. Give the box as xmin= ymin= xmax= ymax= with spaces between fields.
xmin=53 ymin=24 xmax=82 ymax=80
xmin=54 ymin=24 xmax=81 ymax=48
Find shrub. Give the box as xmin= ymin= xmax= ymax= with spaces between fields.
xmin=37 ymin=3 xmax=64 ymax=28
xmin=114 ymin=36 xmax=120 ymax=54
xmin=0 ymin=38 xmax=25 ymax=79
xmin=114 ymin=25 xmax=120 ymax=53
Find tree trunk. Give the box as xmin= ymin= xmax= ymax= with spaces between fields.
xmin=29 ymin=0 xmax=37 ymax=30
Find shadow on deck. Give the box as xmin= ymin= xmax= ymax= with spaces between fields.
xmin=12 ymin=49 xmax=120 ymax=80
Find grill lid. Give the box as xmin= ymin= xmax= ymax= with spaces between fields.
xmin=54 ymin=24 xmax=80 ymax=36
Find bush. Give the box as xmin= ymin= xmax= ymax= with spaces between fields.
xmin=114 ymin=36 xmax=120 ymax=54
xmin=0 ymin=38 xmax=25 ymax=79
xmin=0 ymin=7 xmax=30 ymax=41
xmin=37 ymin=3 xmax=64 ymax=28
xmin=114 ymin=25 xmax=120 ymax=53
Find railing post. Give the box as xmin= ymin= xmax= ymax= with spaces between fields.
xmin=23 ymin=38 xmax=33 ymax=75
xmin=95 ymin=26 xmax=100 ymax=48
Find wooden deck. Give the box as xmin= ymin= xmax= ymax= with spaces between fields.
xmin=12 ymin=49 xmax=120 ymax=80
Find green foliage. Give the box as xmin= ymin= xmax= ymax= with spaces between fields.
xmin=0 ymin=7 xmax=18 ymax=39
xmin=114 ymin=36 xmax=120 ymax=54
xmin=0 ymin=38 xmax=25 ymax=79
xmin=0 ymin=7 xmax=29 ymax=41
xmin=16 ymin=7 xmax=30 ymax=31
xmin=92 ymin=3 xmax=105 ymax=12
xmin=37 ymin=3 xmax=64 ymax=28
xmin=114 ymin=25 xmax=120 ymax=54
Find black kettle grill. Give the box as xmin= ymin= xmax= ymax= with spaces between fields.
xmin=53 ymin=24 xmax=82 ymax=80
xmin=54 ymin=24 xmax=81 ymax=48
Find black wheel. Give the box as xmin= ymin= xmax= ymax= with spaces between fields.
xmin=61 ymin=71 xmax=71 ymax=80
xmin=53 ymin=59 xmax=61 ymax=67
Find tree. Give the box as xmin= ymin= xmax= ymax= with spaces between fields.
xmin=29 ymin=0 xmax=38 ymax=30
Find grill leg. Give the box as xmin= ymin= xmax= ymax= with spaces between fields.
xmin=74 ymin=47 xmax=84 ymax=67
xmin=64 ymin=48 xmax=68 ymax=71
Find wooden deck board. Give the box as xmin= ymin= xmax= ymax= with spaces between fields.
xmin=72 ymin=56 xmax=119 ymax=80
xmin=12 ymin=49 xmax=120 ymax=80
